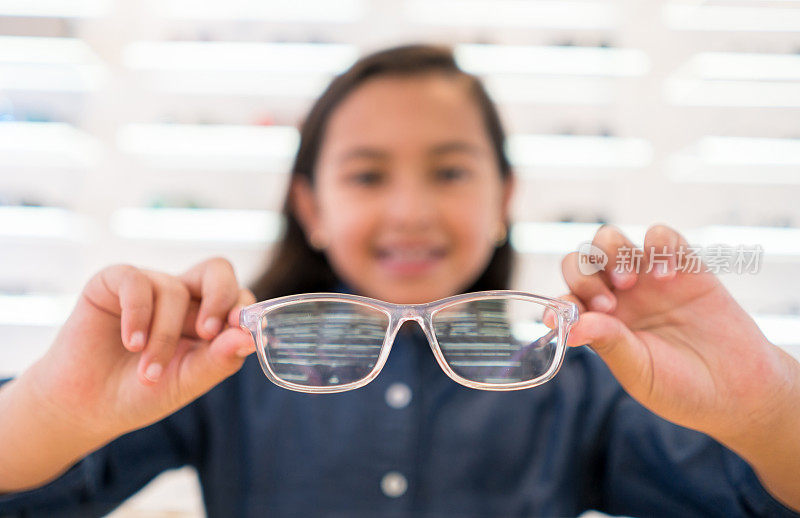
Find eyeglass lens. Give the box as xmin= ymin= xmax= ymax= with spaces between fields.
xmin=261 ymin=301 xmax=388 ymax=387
xmin=431 ymin=298 xmax=558 ymax=385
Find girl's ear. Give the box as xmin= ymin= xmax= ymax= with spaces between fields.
xmin=290 ymin=175 xmax=321 ymax=244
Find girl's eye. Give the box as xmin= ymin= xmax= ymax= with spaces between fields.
xmin=435 ymin=167 xmax=470 ymax=182
xmin=348 ymin=170 xmax=384 ymax=186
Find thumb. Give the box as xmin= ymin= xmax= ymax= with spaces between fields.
xmin=566 ymin=311 xmax=652 ymax=395
xmin=179 ymin=326 xmax=255 ymax=397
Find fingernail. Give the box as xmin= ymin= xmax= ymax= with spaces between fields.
xmin=145 ymin=362 xmax=162 ymax=382
xmin=236 ymin=347 xmax=253 ymax=358
xmin=204 ymin=317 xmax=222 ymax=336
xmin=130 ymin=331 xmax=146 ymax=351
xmin=591 ymin=295 xmax=614 ymax=313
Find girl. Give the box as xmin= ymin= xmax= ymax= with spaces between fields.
xmin=0 ymin=44 xmax=798 ymax=517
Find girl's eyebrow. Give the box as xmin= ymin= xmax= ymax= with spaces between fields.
xmin=429 ymin=141 xmax=485 ymax=157
xmin=338 ymin=147 xmax=388 ymax=165
xmin=338 ymin=141 xmax=484 ymax=165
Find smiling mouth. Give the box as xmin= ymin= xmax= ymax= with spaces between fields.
xmin=375 ymin=246 xmax=447 ymax=275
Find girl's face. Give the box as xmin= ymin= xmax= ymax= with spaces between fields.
xmin=292 ymin=73 xmax=514 ymax=304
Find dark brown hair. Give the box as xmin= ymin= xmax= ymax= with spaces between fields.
xmin=250 ymin=43 xmax=515 ymax=300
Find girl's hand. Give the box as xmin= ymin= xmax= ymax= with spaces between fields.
xmin=558 ymin=223 xmax=799 ymax=445
xmin=28 ymin=258 xmax=256 ymax=441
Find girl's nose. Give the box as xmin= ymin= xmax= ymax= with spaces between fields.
xmin=383 ymin=174 xmax=438 ymax=229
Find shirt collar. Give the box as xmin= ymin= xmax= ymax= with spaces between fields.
xmin=333 ymin=278 xmax=356 ymax=295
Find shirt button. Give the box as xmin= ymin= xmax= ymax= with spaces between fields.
xmin=380 ymin=471 xmax=408 ymax=498
xmin=385 ymin=382 xmax=412 ymax=409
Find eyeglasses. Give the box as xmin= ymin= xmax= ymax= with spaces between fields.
xmin=239 ymin=290 xmax=579 ymax=393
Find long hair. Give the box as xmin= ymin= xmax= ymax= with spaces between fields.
xmin=250 ymin=44 xmax=515 ymax=300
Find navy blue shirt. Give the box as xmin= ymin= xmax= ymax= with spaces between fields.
xmin=1 ymin=281 xmax=798 ymax=517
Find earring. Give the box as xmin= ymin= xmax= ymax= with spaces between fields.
xmin=494 ymin=223 xmax=507 ymax=247
xmin=309 ymin=230 xmax=329 ymax=251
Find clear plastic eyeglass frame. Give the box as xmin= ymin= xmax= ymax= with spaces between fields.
xmin=239 ymin=290 xmax=580 ymax=394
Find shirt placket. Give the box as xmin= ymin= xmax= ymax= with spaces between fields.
xmin=367 ymin=326 xmax=422 ymax=511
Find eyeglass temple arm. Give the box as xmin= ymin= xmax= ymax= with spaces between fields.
xmin=476 ymin=328 xmax=559 ymax=380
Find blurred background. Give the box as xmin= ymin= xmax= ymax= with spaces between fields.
xmin=0 ymin=0 xmax=799 ymax=515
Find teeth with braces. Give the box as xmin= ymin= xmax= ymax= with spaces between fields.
xmin=381 ymin=249 xmax=441 ymax=261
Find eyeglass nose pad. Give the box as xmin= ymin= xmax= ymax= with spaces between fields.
xmin=409 ymin=315 xmax=440 ymax=352
xmin=394 ymin=312 xmax=436 ymax=344
xmin=412 ymin=318 xmax=436 ymax=344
